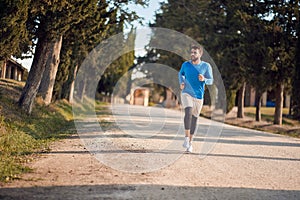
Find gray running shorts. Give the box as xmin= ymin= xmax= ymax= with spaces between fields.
xmin=181 ymin=93 xmax=203 ymax=117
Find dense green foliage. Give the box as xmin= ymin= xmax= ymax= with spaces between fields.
xmin=0 ymin=0 xmax=147 ymax=113
xmin=51 ymin=1 xmax=143 ymax=101
xmin=52 ymin=0 xmax=113 ymax=101
xmin=0 ymin=0 xmax=32 ymax=59
xmin=292 ymin=20 xmax=300 ymax=120
xmin=0 ymin=0 xmax=299 ymax=120
xmin=146 ymin=0 xmax=299 ymax=121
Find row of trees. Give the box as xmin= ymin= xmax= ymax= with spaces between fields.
xmin=1 ymin=0 xmax=299 ymax=126
xmin=0 ymin=0 xmax=146 ymax=114
xmin=144 ymin=0 xmax=299 ymax=124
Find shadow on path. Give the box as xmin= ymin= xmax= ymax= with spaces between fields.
xmin=44 ymin=149 xmax=300 ymax=162
xmin=1 ymin=184 xmax=299 ymax=200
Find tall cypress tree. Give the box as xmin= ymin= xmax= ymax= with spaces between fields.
xmin=54 ymin=0 xmax=147 ymax=102
xmin=266 ymin=0 xmax=298 ymax=125
xmin=238 ymin=1 xmax=273 ymax=122
xmin=150 ymin=0 xmax=246 ymax=112
xmin=97 ymin=28 xmax=135 ymax=98
xmin=18 ymin=0 xmax=99 ymax=113
xmin=0 ymin=0 xmax=31 ymax=63
xmin=292 ymin=5 xmax=300 ymax=120
xmin=53 ymin=0 xmax=112 ymax=102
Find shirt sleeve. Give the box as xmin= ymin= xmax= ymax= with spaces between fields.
xmin=204 ymin=63 xmax=213 ymax=85
xmin=178 ymin=63 xmax=185 ymax=85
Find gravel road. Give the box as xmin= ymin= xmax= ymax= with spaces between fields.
xmin=1 ymin=105 xmax=300 ymax=199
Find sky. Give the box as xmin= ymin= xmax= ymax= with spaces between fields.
xmin=127 ymin=0 xmax=166 ymax=57
xmin=16 ymin=0 xmax=166 ymax=70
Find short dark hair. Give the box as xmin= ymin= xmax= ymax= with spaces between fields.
xmin=191 ymin=45 xmax=203 ymax=51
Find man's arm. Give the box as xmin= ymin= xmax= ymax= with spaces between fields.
xmin=204 ymin=63 xmax=213 ymax=85
xmin=178 ymin=64 xmax=185 ymax=88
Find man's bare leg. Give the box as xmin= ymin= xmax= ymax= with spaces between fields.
xmin=185 ymin=129 xmax=190 ymax=138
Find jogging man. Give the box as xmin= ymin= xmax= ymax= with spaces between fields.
xmin=178 ymin=45 xmax=213 ymax=153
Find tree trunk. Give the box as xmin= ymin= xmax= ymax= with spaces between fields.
xmin=237 ymin=82 xmax=246 ymax=118
xmin=274 ymin=82 xmax=284 ymax=125
xmin=18 ymin=37 xmax=51 ymax=114
xmin=77 ymin=78 xmax=86 ymax=102
xmin=226 ymin=89 xmax=237 ymax=113
xmin=38 ymin=35 xmax=63 ymax=105
xmin=69 ymin=64 xmax=78 ymax=104
xmin=255 ymin=91 xmax=262 ymax=122
xmin=292 ymin=19 xmax=300 ymax=120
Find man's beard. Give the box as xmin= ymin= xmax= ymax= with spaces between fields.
xmin=191 ymin=56 xmax=199 ymax=62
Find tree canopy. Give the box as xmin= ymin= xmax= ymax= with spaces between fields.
xmin=144 ymin=0 xmax=299 ymax=123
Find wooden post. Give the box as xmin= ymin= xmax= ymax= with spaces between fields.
xmin=6 ymin=65 xmax=11 ymax=79
xmin=1 ymin=60 xmax=7 ymax=79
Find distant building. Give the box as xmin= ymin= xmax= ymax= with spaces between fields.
xmin=162 ymin=89 xmax=178 ymax=108
xmin=0 ymin=58 xmax=28 ymax=81
xmin=130 ymin=87 xmax=150 ymax=106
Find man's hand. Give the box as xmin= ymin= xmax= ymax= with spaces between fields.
xmin=180 ymin=83 xmax=185 ymax=90
xmin=198 ymin=74 xmax=205 ymax=82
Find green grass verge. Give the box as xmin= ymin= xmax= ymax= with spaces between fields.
xmin=244 ymin=107 xmax=295 ymax=126
xmin=0 ymin=80 xmax=75 ymax=182
xmin=0 ymin=101 xmax=75 ymax=182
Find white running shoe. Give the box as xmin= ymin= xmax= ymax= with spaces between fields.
xmin=182 ymin=137 xmax=190 ymax=148
xmin=187 ymin=144 xmax=193 ymax=153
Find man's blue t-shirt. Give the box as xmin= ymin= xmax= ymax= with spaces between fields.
xmin=178 ymin=60 xmax=213 ymax=99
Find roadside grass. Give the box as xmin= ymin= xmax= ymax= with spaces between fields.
xmin=243 ymin=107 xmax=300 ymax=137
xmin=244 ymin=107 xmax=294 ymax=126
xmin=237 ymin=107 xmax=300 ymax=138
xmin=244 ymin=107 xmax=289 ymax=116
xmin=201 ymin=105 xmax=300 ymax=137
xmin=0 ymin=79 xmax=75 ymax=182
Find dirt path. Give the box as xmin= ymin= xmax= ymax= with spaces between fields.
xmin=1 ymin=105 xmax=300 ymax=199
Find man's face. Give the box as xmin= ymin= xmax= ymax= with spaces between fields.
xmin=190 ymin=48 xmax=202 ymax=61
